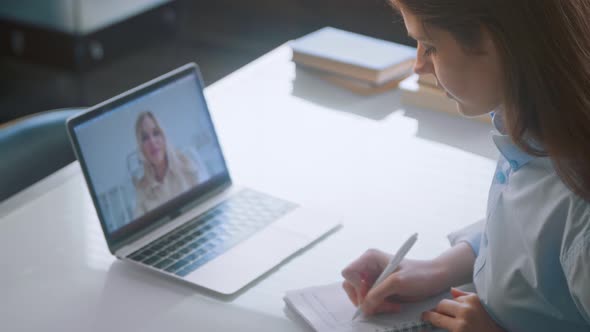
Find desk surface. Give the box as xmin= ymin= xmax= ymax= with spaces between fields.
xmin=0 ymin=44 xmax=498 ymax=331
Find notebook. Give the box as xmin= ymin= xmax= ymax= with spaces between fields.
xmin=291 ymin=27 xmax=415 ymax=85
xmin=284 ymin=282 xmax=449 ymax=332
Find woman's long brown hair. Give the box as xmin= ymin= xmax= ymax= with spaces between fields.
xmin=391 ymin=0 xmax=590 ymax=201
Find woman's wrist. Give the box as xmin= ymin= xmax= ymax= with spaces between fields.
xmin=428 ymin=257 xmax=453 ymax=293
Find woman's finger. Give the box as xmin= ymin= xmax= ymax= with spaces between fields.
xmin=434 ymin=298 xmax=464 ymax=317
xmin=341 ymin=249 xmax=390 ymax=287
xmin=342 ymin=281 xmax=358 ymax=306
xmin=361 ymin=272 xmax=402 ymax=315
xmin=451 ymin=287 xmax=471 ymax=299
xmin=359 ymin=277 xmax=377 ymax=306
xmin=422 ymin=310 xmax=460 ymax=331
xmin=451 ymin=288 xmax=477 ymax=305
xmin=373 ymin=301 xmax=402 ymax=314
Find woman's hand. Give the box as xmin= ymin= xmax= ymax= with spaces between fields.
xmin=341 ymin=248 xmax=449 ymax=316
xmin=422 ymin=288 xmax=506 ymax=332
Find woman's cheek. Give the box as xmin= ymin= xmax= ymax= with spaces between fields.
xmin=439 ymin=76 xmax=465 ymax=102
xmin=433 ymin=61 xmax=464 ymax=98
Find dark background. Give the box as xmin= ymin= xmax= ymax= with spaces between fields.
xmin=0 ymin=0 xmax=414 ymax=124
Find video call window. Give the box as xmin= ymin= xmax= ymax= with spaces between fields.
xmin=74 ymin=75 xmax=227 ymax=235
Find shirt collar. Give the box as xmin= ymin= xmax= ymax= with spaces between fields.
xmin=490 ymin=110 xmax=537 ymax=171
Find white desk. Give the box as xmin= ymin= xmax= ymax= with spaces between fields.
xmin=0 ymin=44 xmax=498 ymax=331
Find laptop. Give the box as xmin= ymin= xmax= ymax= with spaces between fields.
xmin=67 ymin=63 xmax=340 ymax=295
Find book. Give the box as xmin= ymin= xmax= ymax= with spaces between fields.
xmin=399 ymin=75 xmax=492 ymax=124
xmin=284 ymin=282 xmax=450 ymax=332
xmin=291 ymin=27 xmax=416 ymax=85
xmin=295 ymin=65 xmax=406 ymax=95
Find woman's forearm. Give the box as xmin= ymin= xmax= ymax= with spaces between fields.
xmin=432 ymin=242 xmax=477 ymax=289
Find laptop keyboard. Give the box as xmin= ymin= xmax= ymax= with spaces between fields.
xmin=127 ymin=189 xmax=297 ymax=277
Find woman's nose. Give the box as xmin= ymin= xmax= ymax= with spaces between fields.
xmin=148 ymin=135 xmax=158 ymax=146
xmin=413 ymin=47 xmax=434 ymax=75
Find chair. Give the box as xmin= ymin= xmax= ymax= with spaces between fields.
xmin=0 ymin=108 xmax=85 ymax=202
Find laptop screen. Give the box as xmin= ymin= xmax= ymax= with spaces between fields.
xmin=70 ymin=66 xmax=230 ymax=246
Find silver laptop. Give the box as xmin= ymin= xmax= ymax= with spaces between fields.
xmin=67 ymin=63 xmax=340 ymax=295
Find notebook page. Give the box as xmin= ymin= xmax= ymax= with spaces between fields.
xmin=284 ymin=282 xmax=450 ymax=332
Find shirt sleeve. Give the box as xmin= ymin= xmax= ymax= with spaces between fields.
xmin=447 ymin=219 xmax=485 ymax=256
xmin=562 ymin=231 xmax=590 ymax=325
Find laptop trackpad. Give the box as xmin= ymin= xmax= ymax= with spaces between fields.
xmin=185 ymin=220 xmax=309 ymax=295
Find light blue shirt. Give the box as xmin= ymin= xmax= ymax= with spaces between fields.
xmin=462 ymin=111 xmax=590 ymax=331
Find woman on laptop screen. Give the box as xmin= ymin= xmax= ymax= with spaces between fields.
xmin=134 ymin=111 xmax=199 ymax=217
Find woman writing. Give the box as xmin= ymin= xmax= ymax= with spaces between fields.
xmin=134 ymin=111 xmax=199 ymax=217
xmin=342 ymin=1 xmax=590 ymax=331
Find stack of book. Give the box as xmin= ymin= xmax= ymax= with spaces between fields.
xmin=291 ymin=27 xmax=416 ymax=95
xmin=399 ymin=74 xmax=492 ymax=123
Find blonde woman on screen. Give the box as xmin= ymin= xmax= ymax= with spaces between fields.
xmin=133 ymin=111 xmax=198 ymax=217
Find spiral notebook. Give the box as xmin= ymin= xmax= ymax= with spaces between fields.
xmin=284 ymin=282 xmax=449 ymax=332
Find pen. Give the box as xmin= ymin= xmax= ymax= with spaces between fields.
xmin=351 ymin=232 xmax=418 ymax=321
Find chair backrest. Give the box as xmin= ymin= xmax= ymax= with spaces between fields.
xmin=0 ymin=108 xmax=85 ymax=202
